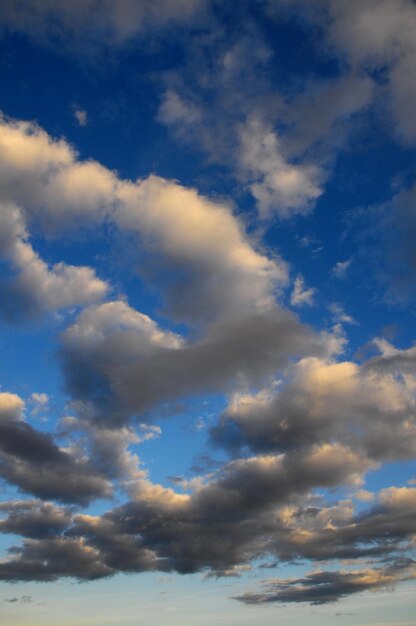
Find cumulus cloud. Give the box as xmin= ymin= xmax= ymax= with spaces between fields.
xmin=0 ymin=536 xmax=115 ymax=582
xmin=0 ymin=7 xmax=416 ymax=606
xmin=0 ymin=500 xmax=72 ymax=539
xmin=0 ymin=392 xmax=111 ymax=504
xmin=0 ymin=116 xmax=118 ymax=230
xmin=238 ymin=117 xmax=323 ymax=218
xmin=0 ymin=116 xmax=288 ymax=325
xmin=0 ymin=442 xmax=373 ymax=581
xmin=211 ymin=349 xmax=416 ymax=461
xmin=157 ymin=26 xmax=374 ymax=219
xmin=0 ymin=201 xmax=108 ymax=321
xmin=2 ymin=456 xmax=414 ymax=589
xmin=60 ymin=300 xmax=318 ymax=425
xmin=158 ymin=84 xmax=326 ymax=221
xmin=116 ymin=175 xmax=288 ymax=322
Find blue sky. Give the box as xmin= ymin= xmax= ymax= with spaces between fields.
xmin=0 ymin=1 xmax=416 ymax=624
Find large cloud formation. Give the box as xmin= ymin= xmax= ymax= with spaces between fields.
xmin=1 ymin=111 xmax=416 ymax=606
xmin=1 ymin=0 xmax=416 ymax=606
xmin=0 ymin=115 xmax=287 ymax=324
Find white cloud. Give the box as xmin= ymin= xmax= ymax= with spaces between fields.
xmin=30 ymin=392 xmax=49 ymax=416
xmin=0 ymin=115 xmax=289 ymax=324
xmin=238 ymin=117 xmax=323 ymax=219
xmin=290 ymin=274 xmax=316 ymax=307
xmin=0 ymin=202 xmax=109 ymax=320
xmin=117 ymin=175 xmax=288 ymax=322
xmin=328 ymin=303 xmax=356 ymax=325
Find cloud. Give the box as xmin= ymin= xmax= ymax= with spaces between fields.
xmin=0 ymin=9 xmax=416 ymax=607
xmin=0 ymin=392 xmax=25 ymax=421
xmin=157 ymin=29 xmax=373 ymax=219
xmin=4 ymin=595 xmax=32 ymax=604
xmin=332 ymin=258 xmax=352 ymax=279
xmin=283 ymin=73 xmax=374 ymax=157
xmin=269 ymin=486 xmax=416 ymax=563
xmin=158 ymin=81 xmax=325 ymax=220
xmin=0 ymin=501 xmax=72 ymax=539
xmin=0 ymin=115 xmax=288 ymax=325
xmin=0 ymin=442 xmax=372 ymax=581
xmin=158 ymin=91 xmax=201 ymax=129
xmin=29 ymin=393 xmax=49 ymax=417
xmin=116 ymin=175 xmax=288 ymax=323
xmin=235 ymin=558 xmax=416 ymax=605
xmin=238 ymin=117 xmax=323 ymax=218
xmin=325 ymin=0 xmax=416 ymax=144
xmin=0 ymin=537 xmax=115 ymax=582
xmin=269 ymin=0 xmax=416 ymax=144
xmin=60 ymin=301 xmax=318 ymax=426
xmin=0 ymin=0 xmax=208 ymax=51
xmin=1 ymin=459 xmax=415 ymax=597
xmin=0 ymin=392 xmax=112 ymax=504
xmin=0 ymin=202 xmax=108 ymax=321
xmin=0 ymin=116 xmax=118 ymax=230
xmin=62 ymin=415 xmax=145 ymax=486
xmin=328 ymin=303 xmax=355 ymax=325
xmin=73 ymin=108 xmax=88 ymax=127
xmin=290 ymin=274 xmax=316 ymax=307
xmin=211 ymin=350 xmax=416 ymax=461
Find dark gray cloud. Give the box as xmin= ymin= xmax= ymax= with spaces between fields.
xmin=1 ymin=478 xmax=415 ymax=607
xmin=0 ymin=395 xmax=111 ymax=504
xmin=0 ymin=501 xmax=72 ymax=539
xmin=0 ymin=537 xmax=114 ymax=582
xmin=211 ymin=354 xmax=416 ymax=462
xmin=268 ymin=486 xmax=416 ymax=563
xmin=0 ymin=443 xmax=370 ymax=580
xmin=60 ymin=302 xmax=319 ymax=426
xmin=235 ymin=558 xmax=416 ymax=605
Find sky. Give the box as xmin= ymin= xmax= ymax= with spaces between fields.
xmin=0 ymin=1 xmax=416 ymax=625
